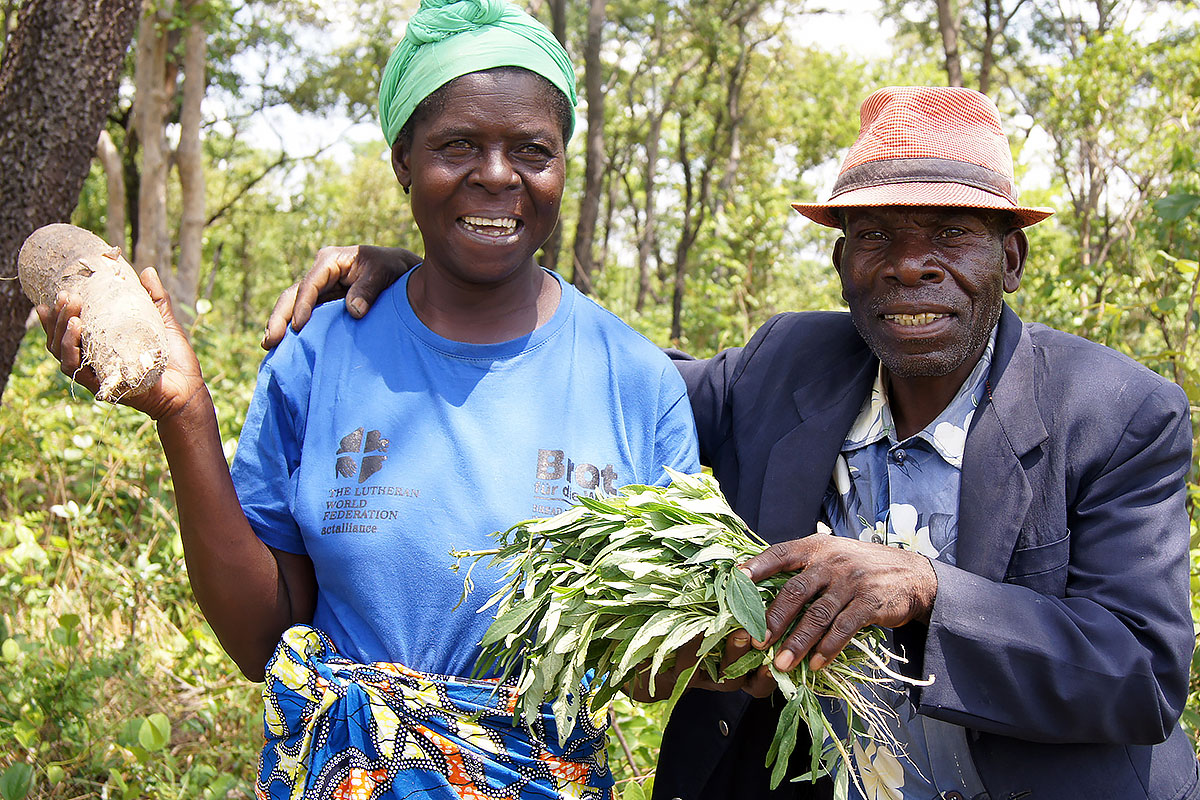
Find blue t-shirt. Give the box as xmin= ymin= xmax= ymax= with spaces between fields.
xmin=231 ymin=269 xmax=700 ymax=677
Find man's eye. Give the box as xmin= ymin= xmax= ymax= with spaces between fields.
xmin=940 ymin=226 xmax=966 ymax=238
xmin=861 ymin=231 xmax=887 ymax=241
xmin=518 ymin=144 xmax=553 ymax=157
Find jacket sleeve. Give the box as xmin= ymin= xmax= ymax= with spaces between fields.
xmin=914 ymin=380 xmax=1195 ymax=745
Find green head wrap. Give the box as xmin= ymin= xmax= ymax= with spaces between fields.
xmin=378 ymin=0 xmax=578 ymax=145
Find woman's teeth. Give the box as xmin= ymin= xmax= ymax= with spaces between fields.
xmin=884 ymin=312 xmax=948 ymax=326
xmin=461 ymin=216 xmax=518 ymax=234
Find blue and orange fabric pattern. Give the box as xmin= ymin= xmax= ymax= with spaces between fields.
xmin=255 ymin=625 xmax=613 ymax=800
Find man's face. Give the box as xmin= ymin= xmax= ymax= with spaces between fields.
xmin=834 ymin=206 xmax=1027 ymax=383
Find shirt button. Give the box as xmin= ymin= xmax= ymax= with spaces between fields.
xmin=892 ymin=449 xmax=907 ymax=463
xmin=718 ymin=720 xmax=730 ymax=736
xmin=942 ymin=792 xmax=965 ymax=800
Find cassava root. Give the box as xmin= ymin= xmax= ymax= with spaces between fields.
xmin=19 ymin=223 xmax=169 ymax=401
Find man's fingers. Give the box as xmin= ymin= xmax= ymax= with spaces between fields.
xmin=263 ymin=285 xmax=299 ymax=350
xmin=740 ymin=538 xmax=815 ymax=582
xmin=760 ymin=567 xmax=826 ymax=647
xmin=344 ymin=262 xmax=392 ymax=319
xmin=778 ymin=601 xmax=867 ymax=672
xmin=292 ymin=264 xmax=343 ymax=331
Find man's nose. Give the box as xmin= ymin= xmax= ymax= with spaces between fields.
xmin=886 ymin=238 xmax=944 ymax=285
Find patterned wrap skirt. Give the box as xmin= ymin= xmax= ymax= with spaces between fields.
xmin=255 ymin=626 xmax=614 ymax=800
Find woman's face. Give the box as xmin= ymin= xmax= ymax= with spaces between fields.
xmin=392 ymin=70 xmax=567 ymax=286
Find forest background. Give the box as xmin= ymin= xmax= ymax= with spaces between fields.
xmin=1 ymin=0 xmax=1199 ymax=797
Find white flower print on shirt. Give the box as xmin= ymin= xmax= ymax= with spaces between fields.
xmin=887 ymin=503 xmax=937 ymax=558
xmin=834 ymin=455 xmax=853 ymax=496
xmin=930 ymin=410 xmax=973 ymax=468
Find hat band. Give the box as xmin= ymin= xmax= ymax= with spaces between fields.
xmin=830 ymin=157 xmax=1016 ymax=204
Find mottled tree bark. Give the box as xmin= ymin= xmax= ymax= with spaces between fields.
xmin=0 ymin=0 xmax=140 ymax=400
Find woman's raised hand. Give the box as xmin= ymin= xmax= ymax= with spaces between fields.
xmin=262 ymin=245 xmax=421 ymax=349
xmin=37 ymin=267 xmax=210 ymax=422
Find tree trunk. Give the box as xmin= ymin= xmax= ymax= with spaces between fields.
xmin=936 ymin=0 xmax=964 ymax=87
xmin=0 ymin=0 xmax=140 ymax=400
xmin=97 ymin=129 xmax=127 ymax=253
xmin=548 ymin=0 xmax=566 ymax=46
xmin=174 ymin=4 xmax=207 ymax=316
xmin=570 ymin=0 xmax=605 ymax=293
xmin=133 ymin=3 xmax=174 ymax=285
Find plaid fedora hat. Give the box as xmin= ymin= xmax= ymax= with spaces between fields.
xmin=792 ymin=86 xmax=1054 ymax=229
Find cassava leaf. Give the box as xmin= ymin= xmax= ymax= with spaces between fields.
xmin=725 ymin=567 xmax=768 ymax=642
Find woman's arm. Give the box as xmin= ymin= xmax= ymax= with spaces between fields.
xmin=39 ymin=268 xmax=315 ymax=681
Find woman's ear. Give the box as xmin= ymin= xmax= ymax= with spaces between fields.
xmin=391 ymin=139 xmax=412 ymax=194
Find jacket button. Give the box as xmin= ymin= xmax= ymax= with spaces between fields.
xmin=718 ymin=719 xmax=730 ymax=736
xmin=942 ymin=793 xmax=965 ymax=800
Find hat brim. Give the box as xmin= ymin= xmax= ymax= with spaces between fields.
xmin=791 ymin=182 xmax=1054 ymax=229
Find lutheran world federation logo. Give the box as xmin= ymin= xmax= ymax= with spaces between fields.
xmin=336 ymin=427 xmax=389 ymax=483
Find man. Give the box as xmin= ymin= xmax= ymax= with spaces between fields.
xmin=654 ymin=86 xmax=1198 ymax=800
xmin=266 ymin=86 xmax=1198 ymax=800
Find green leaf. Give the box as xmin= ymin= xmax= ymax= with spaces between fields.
xmin=725 ymin=567 xmax=768 ymax=642
xmin=721 ymin=650 xmax=765 ymax=680
xmin=1154 ymin=192 xmax=1200 ymax=222
xmin=138 ymin=713 xmax=171 ymax=752
xmin=0 ymin=763 xmax=34 ymax=800
xmin=621 ymin=781 xmax=647 ymax=800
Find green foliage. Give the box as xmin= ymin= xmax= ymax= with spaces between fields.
xmin=0 ymin=320 xmax=263 ymax=798
xmin=456 ymin=472 xmax=925 ymax=791
xmin=8 ymin=0 xmax=1200 ymax=791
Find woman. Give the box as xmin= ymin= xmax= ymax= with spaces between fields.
xmin=38 ymin=1 xmax=699 ymax=797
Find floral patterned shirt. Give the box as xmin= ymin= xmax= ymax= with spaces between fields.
xmin=819 ymin=326 xmax=997 ymax=800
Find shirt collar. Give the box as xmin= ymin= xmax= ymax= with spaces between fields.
xmin=843 ymin=325 xmax=998 ymax=468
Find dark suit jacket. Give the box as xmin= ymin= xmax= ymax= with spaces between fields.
xmin=653 ymin=305 xmax=1199 ymax=800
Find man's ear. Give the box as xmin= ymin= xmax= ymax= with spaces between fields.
xmin=391 ymin=139 xmax=412 ymax=193
xmin=832 ymin=236 xmax=848 ymax=300
xmin=1003 ymin=228 xmax=1028 ymax=293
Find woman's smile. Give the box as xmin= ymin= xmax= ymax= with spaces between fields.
xmin=458 ymin=215 xmax=523 ymax=243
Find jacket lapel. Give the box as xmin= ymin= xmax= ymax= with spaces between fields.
xmin=756 ymin=345 xmax=877 ymax=544
xmin=956 ymin=306 xmax=1049 ymax=579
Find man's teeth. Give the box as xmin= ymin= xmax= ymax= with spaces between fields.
xmin=461 ymin=216 xmax=518 ymax=233
xmin=884 ymin=313 xmax=948 ymax=326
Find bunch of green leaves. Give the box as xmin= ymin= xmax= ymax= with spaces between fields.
xmin=453 ymin=468 xmax=929 ymax=791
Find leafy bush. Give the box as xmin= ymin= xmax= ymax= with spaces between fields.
xmin=0 ymin=319 xmax=262 ymax=799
